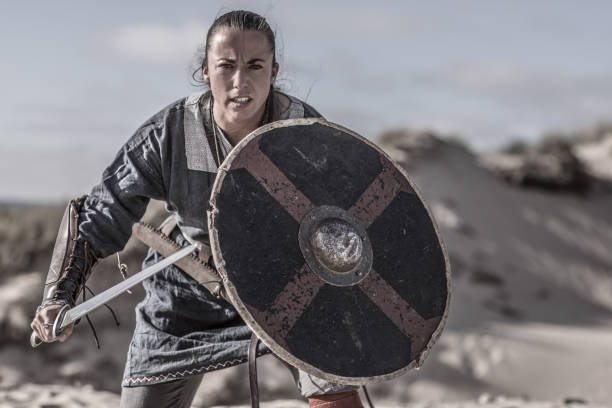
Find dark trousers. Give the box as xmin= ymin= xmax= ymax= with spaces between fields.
xmin=119 ymin=357 xmax=358 ymax=407
xmin=119 ymin=375 xmax=203 ymax=408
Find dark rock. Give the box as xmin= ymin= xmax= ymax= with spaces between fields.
xmin=470 ymin=269 xmax=504 ymax=287
xmin=564 ymin=396 xmax=589 ymax=404
xmin=480 ymin=138 xmax=592 ymax=194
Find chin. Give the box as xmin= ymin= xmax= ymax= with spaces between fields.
xmin=229 ymin=110 xmax=253 ymax=123
xmin=232 ymin=106 xmax=261 ymax=122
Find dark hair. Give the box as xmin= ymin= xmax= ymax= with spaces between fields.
xmin=192 ymin=10 xmax=279 ymax=124
xmin=191 ymin=10 xmax=277 ymax=85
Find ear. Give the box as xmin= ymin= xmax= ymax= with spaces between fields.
xmin=203 ymin=66 xmax=210 ymax=84
xmin=271 ymin=63 xmax=279 ymax=83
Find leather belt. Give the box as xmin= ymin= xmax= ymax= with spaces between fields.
xmin=131 ymin=220 xmax=225 ymax=299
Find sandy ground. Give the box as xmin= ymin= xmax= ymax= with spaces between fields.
xmin=2 ymin=132 xmax=612 ymax=407
xmin=1 ymin=383 xmax=607 ymax=408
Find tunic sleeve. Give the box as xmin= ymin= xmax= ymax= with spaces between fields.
xmin=78 ymin=122 xmax=168 ymax=258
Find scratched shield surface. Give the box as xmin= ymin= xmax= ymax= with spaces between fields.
xmin=208 ymin=118 xmax=450 ymax=384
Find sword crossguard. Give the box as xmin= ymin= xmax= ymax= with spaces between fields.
xmin=52 ymin=304 xmax=70 ymax=338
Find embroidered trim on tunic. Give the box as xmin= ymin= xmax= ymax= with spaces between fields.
xmin=184 ymin=91 xmax=305 ymax=171
xmin=122 ymin=357 xmax=248 ymax=386
xmin=184 ymin=92 xmax=223 ymax=172
xmin=281 ymin=95 xmax=305 ymax=119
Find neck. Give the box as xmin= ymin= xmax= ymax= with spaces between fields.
xmin=212 ymin=99 xmax=266 ymax=146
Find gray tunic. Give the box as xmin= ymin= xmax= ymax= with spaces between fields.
xmin=76 ymin=91 xmax=322 ymax=386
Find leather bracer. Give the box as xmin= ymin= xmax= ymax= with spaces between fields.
xmin=41 ymin=196 xmax=99 ymax=308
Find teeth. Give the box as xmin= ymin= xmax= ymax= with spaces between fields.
xmin=231 ymin=97 xmax=251 ymax=103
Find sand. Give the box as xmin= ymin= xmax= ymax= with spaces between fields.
xmin=2 ymin=131 xmax=612 ymax=407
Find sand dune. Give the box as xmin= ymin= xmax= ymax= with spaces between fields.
xmin=2 ymin=131 xmax=612 ymax=407
xmin=371 ymin=133 xmax=612 ymax=404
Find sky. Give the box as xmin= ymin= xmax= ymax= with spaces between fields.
xmin=1 ymin=0 xmax=612 ymax=202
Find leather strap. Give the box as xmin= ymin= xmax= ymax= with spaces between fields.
xmin=160 ymin=217 xmax=178 ymax=237
xmin=362 ymin=386 xmax=375 ymax=408
xmin=131 ymin=221 xmax=224 ymax=299
xmin=308 ymin=391 xmax=364 ymax=408
xmin=42 ymin=196 xmax=98 ymax=307
xmin=248 ymin=333 xmax=260 ymax=408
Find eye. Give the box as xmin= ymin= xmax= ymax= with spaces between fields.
xmin=219 ymin=63 xmax=234 ymax=70
xmin=249 ymin=64 xmax=263 ymax=70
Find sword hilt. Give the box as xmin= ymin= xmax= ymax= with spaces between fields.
xmin=29 ymin=304 xmax=71 ymax=348
xmin=30 ymin=244 xmax=196 ymax=350
xmin=30 ymin=331 xmax=42 ymax=348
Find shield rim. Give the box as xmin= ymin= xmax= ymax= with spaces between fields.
xmin=207 ymin=118 xmax=452 ymax=385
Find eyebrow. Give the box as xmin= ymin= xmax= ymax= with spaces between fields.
xmin=217 ymin=58 xmax=265 ymax=64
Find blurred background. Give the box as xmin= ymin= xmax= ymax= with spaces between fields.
xmin=1 ymin=1 xmax=612 ymax=407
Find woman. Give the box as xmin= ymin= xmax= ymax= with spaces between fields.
xmin=30 ymin=10 xmax=364 ymax=408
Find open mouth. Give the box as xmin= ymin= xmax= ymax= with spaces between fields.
xmin=229 ymin=96 xmax=252 ymax=105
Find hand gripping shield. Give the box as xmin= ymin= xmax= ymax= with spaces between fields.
xmin=208 ymin=118 xmax=450 ymax=385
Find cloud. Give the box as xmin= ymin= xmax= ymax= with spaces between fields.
xmin=408 ymin=60 xmax=612 ymax=144
xmin=275 ymin=4 xmax=422 ymax=35
xmin=104 ymin=21 xmax=207 ymax=67
xmin=418 ymin=59 xmax=612 ymax=113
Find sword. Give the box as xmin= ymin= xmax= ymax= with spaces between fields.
xmin=30 ymin=243 xmax=197 ymax=348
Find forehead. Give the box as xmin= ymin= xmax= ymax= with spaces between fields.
xmin=208 ymin=29 xmax=273 ymax=60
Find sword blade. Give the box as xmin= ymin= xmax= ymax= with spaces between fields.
xmin=60 ymin=244 xmax=197 ymax=329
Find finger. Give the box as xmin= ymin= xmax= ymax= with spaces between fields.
xmin=35 ymin=313 xmax=53 ymax=335
xmin=41 ymin=318 xmax=59 ymax=343
xmin=41 ymin=323 xmax=54 ymax=343
xmin=39 ymin=307 xmax=59 ymax=323
xmin=57 ymin=324 xmax=74 ymax=342
xmin=31 ymin=320 xmax=41 ymax=340
xmin=35 ymin=309 xmax=58 ymax=341
xmin=35 ymin=313 xmax=46 ymax=324
xmin=32 ymin=320 xmax=49 ymax=342
xmin=33 ymin=305 xmax=71 ymax=343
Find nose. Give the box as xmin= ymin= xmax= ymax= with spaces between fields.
xmin=232 ymin=67 xmax=248 ymax=90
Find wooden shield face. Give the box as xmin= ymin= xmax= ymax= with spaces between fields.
xmin=208 ymin=119 xmax=450 ymax=385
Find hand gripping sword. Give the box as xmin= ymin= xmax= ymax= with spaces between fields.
xmin=30 ymin=243 xmax=197 ymax=348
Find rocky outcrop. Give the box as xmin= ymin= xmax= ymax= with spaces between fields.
xmin=377 ymin=129 xmax=467 ymax=168
xmin=481 ymin=124 xmax=612 ymax=193
xmin=573 ymin=129 xmax=612 ymax=183
xmin=480 ymin=137 xmax=592 ymax=193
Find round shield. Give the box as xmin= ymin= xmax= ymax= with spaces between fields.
xmin=208 ymin=118 xmax=450 ymax=385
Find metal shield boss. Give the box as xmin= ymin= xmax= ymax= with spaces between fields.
xmin=208 ymin=118 xmax=450 ymax=385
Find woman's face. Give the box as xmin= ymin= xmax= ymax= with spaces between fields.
xmin=204 ymin=29 xmax=278 ymax=128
